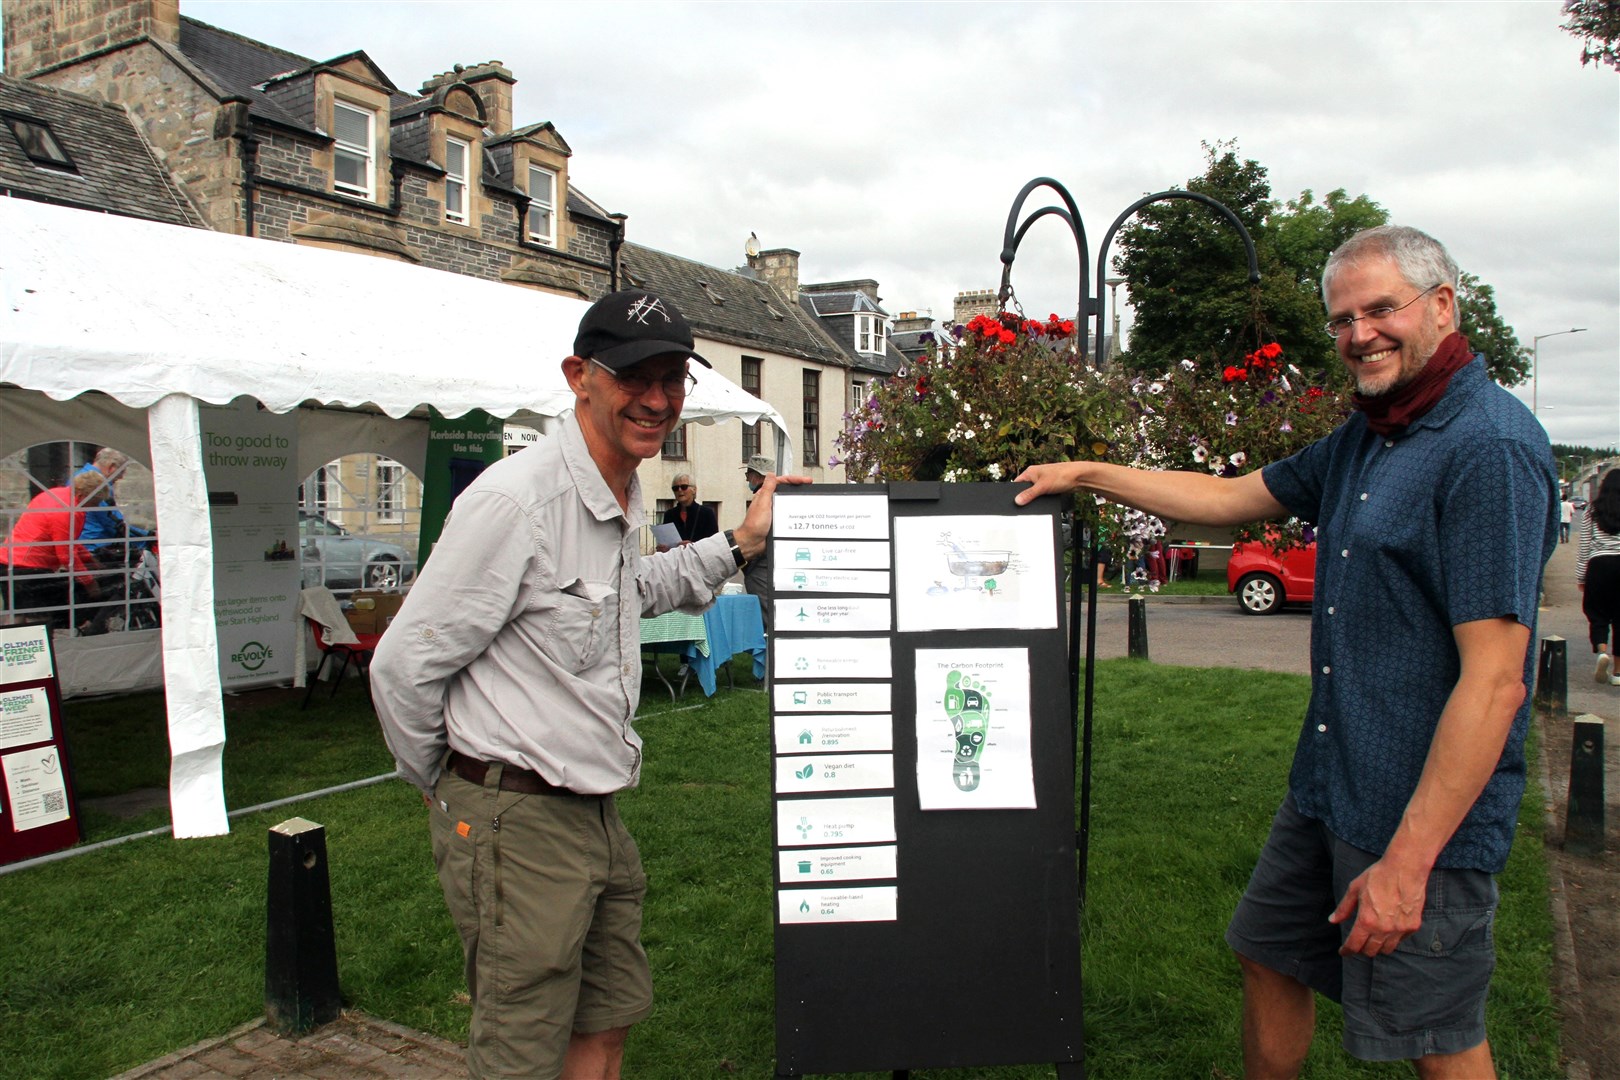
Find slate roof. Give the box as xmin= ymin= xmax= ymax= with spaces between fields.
xmin=0 ymin=75 xmax=204 ymax=227
xmin=890 ymin=327 xmax=941 ymax=363
xmin=177 ymin=17 xmax=321 ymax=135
xmin=802 ymin=289 xmax=885 ymax=317
xmin=796 ymin=294 xmax=907 ymax=377
xmin=620 ymin=243 xmax=849 ymax=366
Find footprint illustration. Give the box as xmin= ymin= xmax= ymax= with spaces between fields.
xmin=944 ymin=669 xmax=989 ymax=791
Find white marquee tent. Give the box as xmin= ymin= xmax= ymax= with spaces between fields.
xmin=0 ymin=196 xmax=790 ymax=837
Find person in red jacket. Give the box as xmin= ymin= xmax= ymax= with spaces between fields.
xmin=0 ymin=471 xmax=107 ymax=630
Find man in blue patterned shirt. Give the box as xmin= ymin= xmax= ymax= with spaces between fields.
xmin=1017 ymin=225 xmax=1556 ymax=1078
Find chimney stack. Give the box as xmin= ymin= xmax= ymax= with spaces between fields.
xmin=4 ymin=0 xmax=178 ymax=79
xmin=755 ymin=247 xmax=801 ymax=303
xmin=953 ymin=289 xmax=998 ymax=326
xmin=421 ymin=61 xmax=515 ymax=133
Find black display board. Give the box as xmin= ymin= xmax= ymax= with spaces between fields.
xmin=770 ymin=483 xmax=1082 ymax=1078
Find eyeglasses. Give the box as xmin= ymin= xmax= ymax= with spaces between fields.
xmin=1323 ymin=283 xmax=1440 ymax=340
xmin=671 ymin=484 xmax=692 ymax=492
xmin=589 ymin=358 xmax=696 ymax=397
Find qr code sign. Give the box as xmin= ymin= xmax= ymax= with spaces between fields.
xmin=42 ymin=791 xmax=65 ymax=814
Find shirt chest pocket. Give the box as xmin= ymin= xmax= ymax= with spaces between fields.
xmin=544 ymin=579 xmax=619 ymax=672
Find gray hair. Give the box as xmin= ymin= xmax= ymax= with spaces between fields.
xmin=93 ymin=447 xmax=129 ymax=475
xmin=671 ymin=473 xmax=694 ymax=488
xmin=1322 ymin=225 xmax=1459 ymax=307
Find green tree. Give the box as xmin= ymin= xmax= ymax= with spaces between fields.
xmin=1271 ymin=188 xmax=1389 ymax=296
xmin=1115 ymin=141 xmax=1529 ymax=388
xmin=1561 ymin=0 xmax=1620 ymax=70
xmin=1456 ymin=272 xmax=1531 ymax=387
xmin=1114 ymin=142 xmax=1383 ymax=379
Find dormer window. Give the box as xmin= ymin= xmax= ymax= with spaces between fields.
xmin=332 ymin=101 xmax=375 ymax=199
xmin=445 ymin=136 xmax=470 ymax=224
xmin=856 ymin=313 xmax=886 ymax=354
xmin=527 ymin=164 xmax=556 ymax=246
xmin=5 ymin=114 xmax=75 ymax=171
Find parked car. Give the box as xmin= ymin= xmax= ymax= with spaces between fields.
xmin=299 ymin=511 xmax=416 ymax=590
xmin=1227 ymin=541 xmax=1315 ymax=615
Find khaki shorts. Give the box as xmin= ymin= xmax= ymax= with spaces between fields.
xmin=431 ymin=763 xmax=653 ymax=1079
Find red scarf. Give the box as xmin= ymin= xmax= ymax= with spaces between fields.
xmin=1353 ymin=331 xmax=1473 ymax=436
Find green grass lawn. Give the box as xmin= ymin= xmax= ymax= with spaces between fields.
xmin=0 ymin=659 xmax=1560 ymax=1079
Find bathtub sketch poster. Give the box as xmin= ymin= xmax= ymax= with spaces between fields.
xmin=913 ymin=648 xmax=1035 ymax=809
xmin=892 ymin=515 xmax=1057 ymax=632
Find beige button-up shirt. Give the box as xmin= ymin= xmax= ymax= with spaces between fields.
xmin=372 ymin=411 xmax=736 ymax=795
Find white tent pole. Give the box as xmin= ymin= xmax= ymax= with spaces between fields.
xmin=147 ymin=395 xmax=229 ymax=838
xmin=773 ymin=422 xmax=792 ymax=475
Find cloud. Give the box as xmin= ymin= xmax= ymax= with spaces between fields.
xmin=185 ymin=0 xmax=1620 ymax=446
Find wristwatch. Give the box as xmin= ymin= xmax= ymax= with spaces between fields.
xmin=724 ymin=529 xmax=749 ymax=569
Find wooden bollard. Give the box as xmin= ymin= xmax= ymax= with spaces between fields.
xmin=1128 ymin=596 xmax=1149 ymax=660
xmin=1565 ymin=715 xmax=1606 ymax=856
xmin=265 ymin=817 xmax=341 ymax=1034
xmin=1536 ymin=636 xmax=1567 ymax=715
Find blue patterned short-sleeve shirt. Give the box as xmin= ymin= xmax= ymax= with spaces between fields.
xmin=1261 ymin=357 xmax=1557 ymax=873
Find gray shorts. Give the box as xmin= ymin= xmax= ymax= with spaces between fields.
xmin=1225 ymin=795 xmax=1498 ymax=1061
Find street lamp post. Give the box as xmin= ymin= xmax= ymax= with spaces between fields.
xmin=1532 ymin=326 xmax=1587 ymax=416
xmin=1104 ymin=276 xmax=1125 ymax=361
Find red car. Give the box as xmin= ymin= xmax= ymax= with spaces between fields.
xmin=1227 ymin=541 xmax=1316 ymax=615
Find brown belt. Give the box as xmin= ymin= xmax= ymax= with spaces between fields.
xmin=444 ymin=751 xmax=582 ymax=796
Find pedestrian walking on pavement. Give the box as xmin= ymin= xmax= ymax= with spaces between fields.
xmin=1578 ymin=469 xmax=1620 ymax=686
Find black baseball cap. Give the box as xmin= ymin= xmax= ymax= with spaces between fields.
xmin=573 ymin=290 xmax=711 ymax=370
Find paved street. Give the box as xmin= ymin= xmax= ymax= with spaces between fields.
xmin=1090 ymin=525 xmax=1615 ymax=724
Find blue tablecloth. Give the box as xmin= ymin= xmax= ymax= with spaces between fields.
xmin=641 ymin=593 xmax=766 ymax=697
xmin=690 ymin=593 xmax=766 ymax=695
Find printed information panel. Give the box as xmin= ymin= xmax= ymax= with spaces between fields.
xmin=0 ymin=624 xmax=81 ymax=866
xmin=770 ymin=483 xmax=1081 ymax=1078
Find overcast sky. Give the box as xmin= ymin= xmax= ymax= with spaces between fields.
xmin=183 ymin=0 xmax=1619 ymax=451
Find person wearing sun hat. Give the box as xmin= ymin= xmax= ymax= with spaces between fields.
xmin=374 ymin=289 xmax=807 ymax=1079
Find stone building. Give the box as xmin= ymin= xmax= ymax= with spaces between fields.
xmin=3 ymin=0 xmax=617 ymax=296
xmin=1 ymin=0 xmax=864 ymax=542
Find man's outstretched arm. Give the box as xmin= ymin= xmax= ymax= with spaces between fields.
xmin=1014 ymin=461 xmax=1288 ymax=528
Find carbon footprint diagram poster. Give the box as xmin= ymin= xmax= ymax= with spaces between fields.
xmin=892 ymin=514 xmax=1057 ymax=633
xmin=913 ymin=647 xmax=1035 ymax=810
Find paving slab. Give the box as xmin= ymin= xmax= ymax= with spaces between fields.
xmin=111 ymin=1014 xmax=466 ymax=1079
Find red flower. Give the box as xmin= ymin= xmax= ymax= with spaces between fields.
xmin=1223 ymin=365 xmax=1249 ymax=383
xmin=1261 ymin=341 xmax=1283 ymax=360
xmin=997 ymin=329 xmax=1016 ymax=345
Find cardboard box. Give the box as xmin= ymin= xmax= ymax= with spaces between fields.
xmin=345 ymin=591 xmax=404 ymax=636
xmin=343 ymin=607 xmax=376 ymax=635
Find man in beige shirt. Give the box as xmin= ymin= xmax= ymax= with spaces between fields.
xmin=374 ymin=290 xmax=793 ymax=1079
